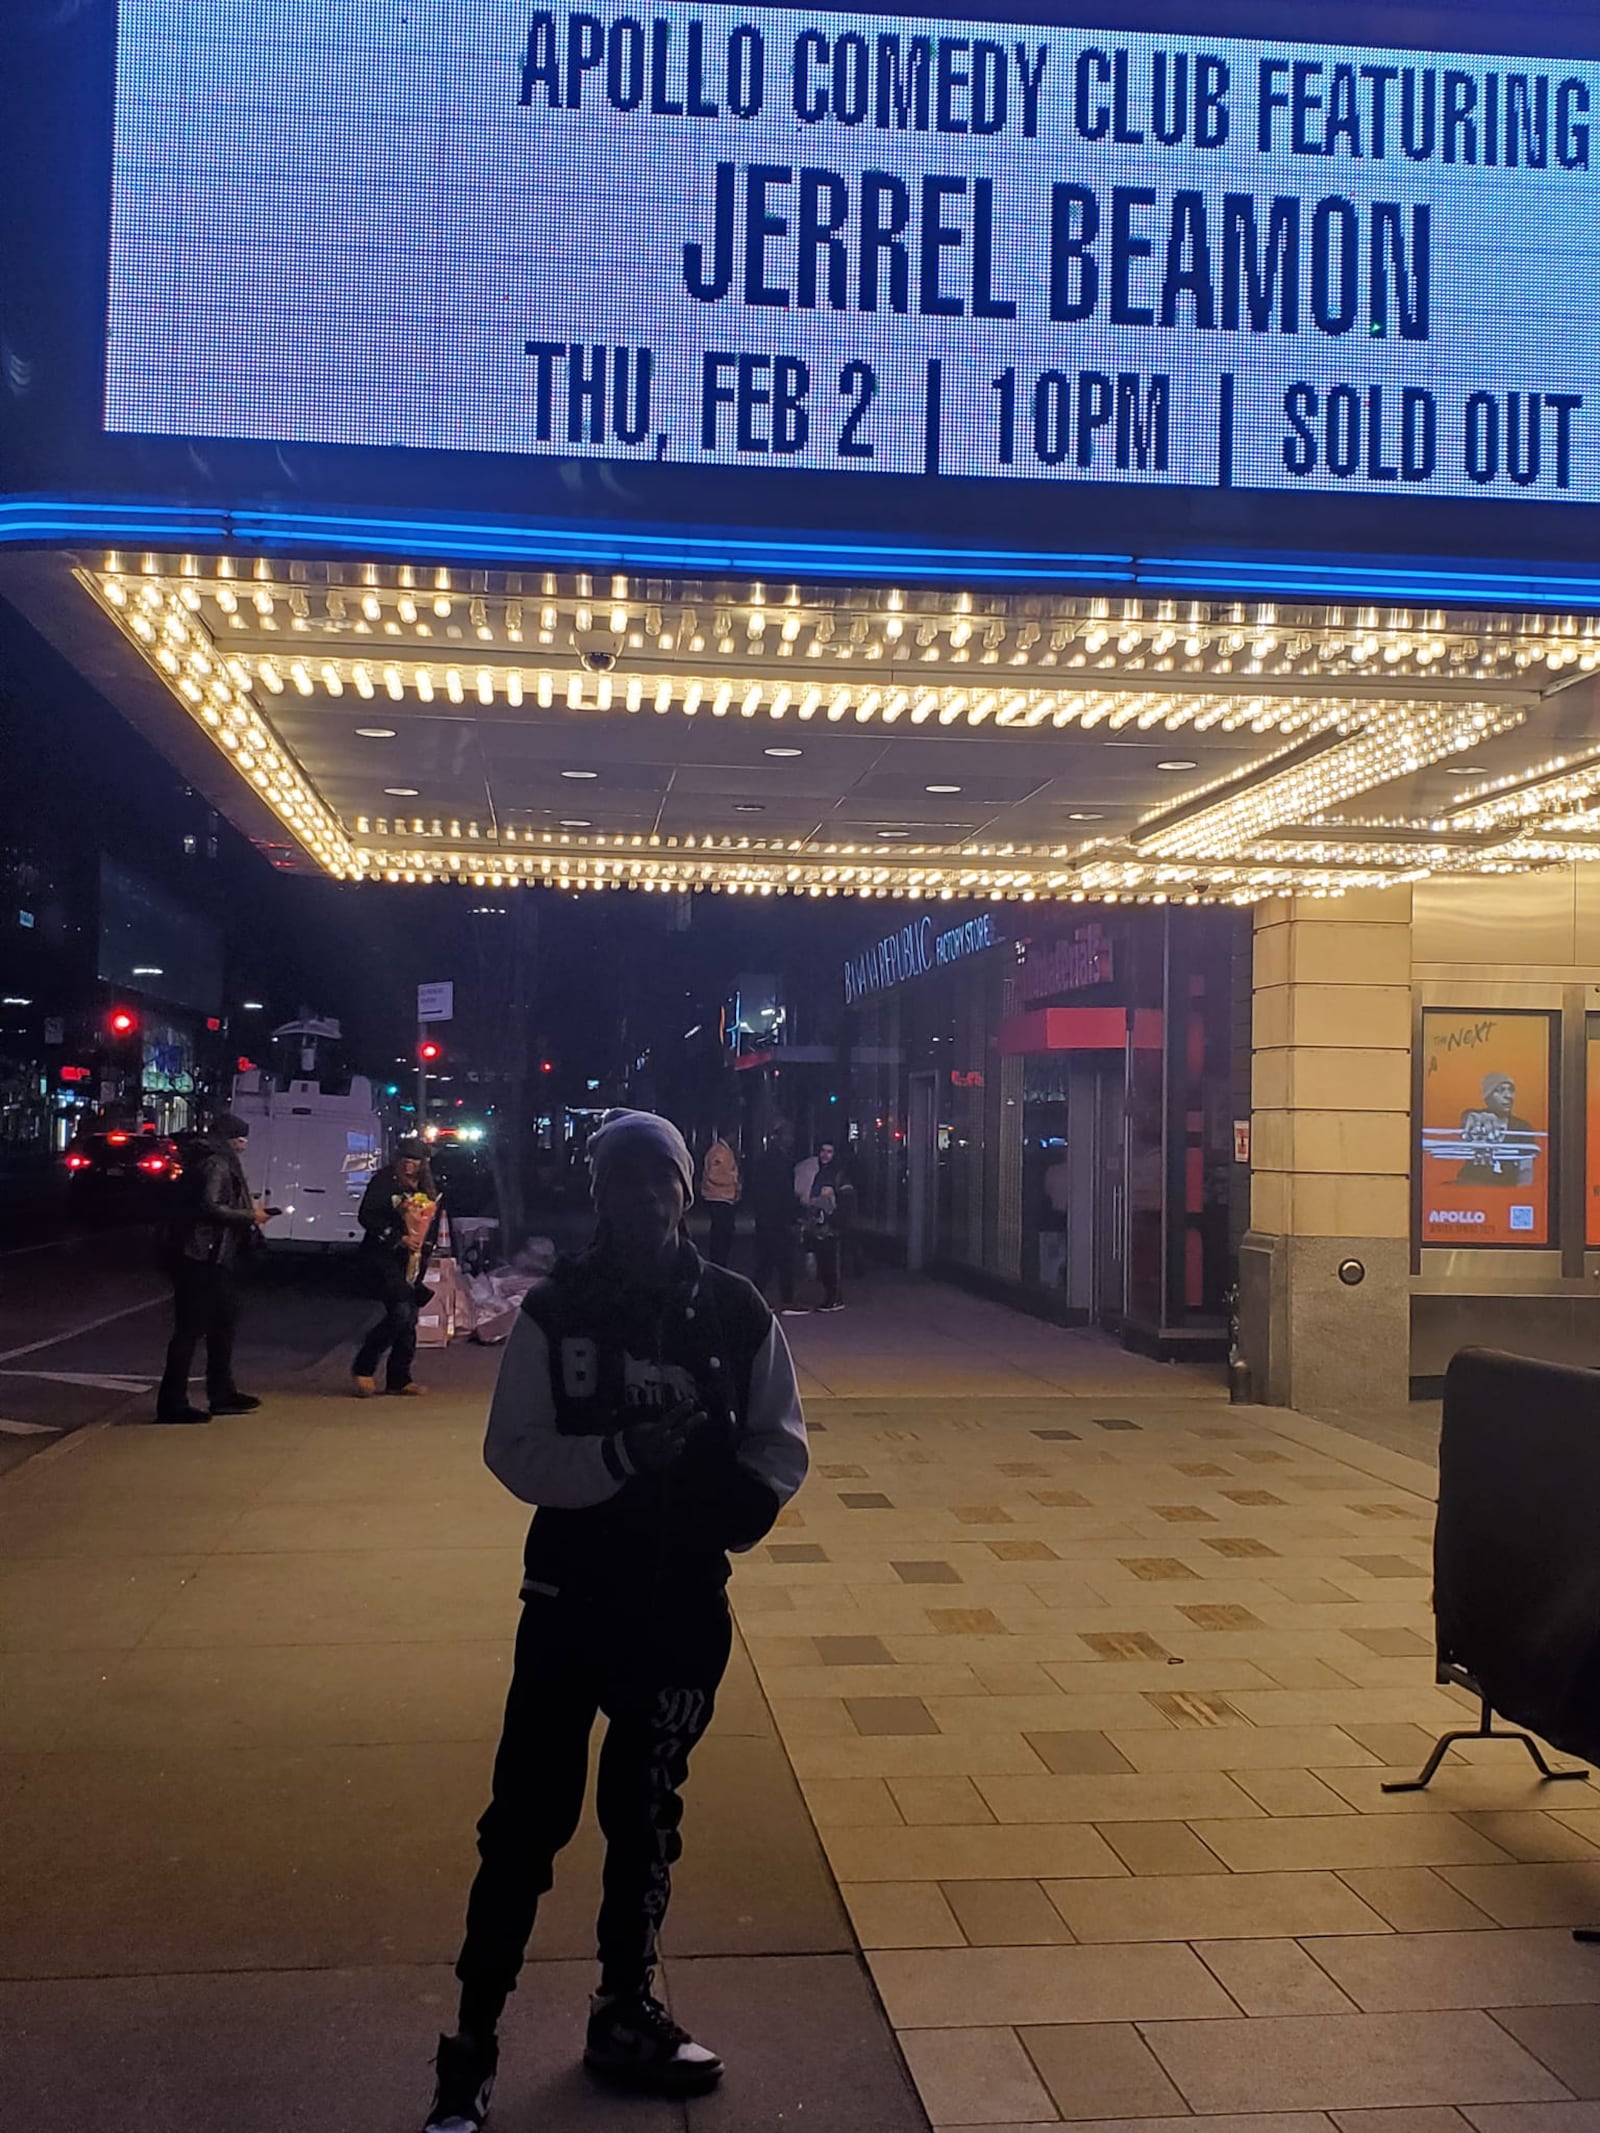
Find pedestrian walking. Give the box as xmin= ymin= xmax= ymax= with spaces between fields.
xmin=421 ymin=1108 xmax=807 ymax=2133
xmin=154 ymin=1112 xmax=270 ymax=1424
xmin=748 ymin=1118 xmax=804 ymax=1314
xmin=795 ymin=1139 xmax=854 ymax=1312
xmin=699 ymin=1125 xmax=741 ymax=1267
xmin=351 ymin=1140 xmax=439 ymax=1397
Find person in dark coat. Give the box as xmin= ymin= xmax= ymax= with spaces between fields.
xmin=351 ymin=1141 xmax=439 ymax=1397
xmin=747 ymin=1119 xmax=803 ymax=1314
xmin=154 ymin=1113 xmax=268 ymax=1424
xmin=421 ymin=1109 xmax=807 ymax=2133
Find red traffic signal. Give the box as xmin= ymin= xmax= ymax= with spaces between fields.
xmin=107 ymin=1008 xmax=138 ymax=1038
xmin=539 ymin=1059 xmax=554 ymax=1074
xmin=418 ymin=1039 xmax=442 ymax=1063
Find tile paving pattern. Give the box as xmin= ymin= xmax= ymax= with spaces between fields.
xmin=741 ymin=1295 xmax=1600 ymax=2130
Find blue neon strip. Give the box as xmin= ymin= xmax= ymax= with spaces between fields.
xmin=5 ymin=494 xmax=1600 ymax=611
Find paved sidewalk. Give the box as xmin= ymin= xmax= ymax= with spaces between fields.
xmin=0 ymin=1345 xmax=925 ymax=2132
xmin=764 ymin=1308 xmax=1600 ymax=2132
xmin=5 ymin=1276 xmax=1599 ymax=2131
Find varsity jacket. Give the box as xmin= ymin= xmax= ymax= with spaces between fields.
xmin=483 ymin=1236 xmax=808 ymax=1600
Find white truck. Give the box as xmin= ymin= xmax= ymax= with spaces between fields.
xmin=231 ymin=1019 xmax=384 ymax=1249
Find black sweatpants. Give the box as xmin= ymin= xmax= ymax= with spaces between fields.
xmin=455 ymin=1584 xmax=732 ymax=2010
xmin=751 ymin=1222 xmax=796 ymax=1309
xmin=157 ymin=1259 xmax=239 ymax=1416
xmin=704 ymin=1201 xmax=736 ymax=1269
xmin=352 ymin=1271 xmax=421 ymax=1391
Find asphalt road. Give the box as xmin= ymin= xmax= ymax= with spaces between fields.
xmin=0 ymin=1217 xmax=376 ymax=1478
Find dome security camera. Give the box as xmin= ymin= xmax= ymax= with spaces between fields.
xmin=582 ymin=648 xmax=618 ymax=673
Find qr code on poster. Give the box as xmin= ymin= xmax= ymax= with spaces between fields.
xmin=1510 ymin=1205 xmax=1535 ymax=1231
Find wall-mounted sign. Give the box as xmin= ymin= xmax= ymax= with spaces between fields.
xmin=1418 ymin=1007 xmax=1553 ymax=1247
xmin=844 ymin=910 xmax=1001 ymax=1003
xmin=950 ymin=1068 xmax=986 ymax=1088
xmin=1020 ymin=923 xmax=1115 ymax=1004
xmin=1233 ymin=1118 xmax=1250 ymax=1163
xmin=103 ymin=3 xmax=1600 ymax=507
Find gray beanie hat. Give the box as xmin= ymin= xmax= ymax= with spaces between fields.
xmin=587 ymin=1109 xmax=695 ymax=1207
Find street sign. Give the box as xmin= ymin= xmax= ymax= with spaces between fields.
xmin=417 ymin=981 xmax=454 ymax=1023
xmin=43 ymin=1017 xmax=64 ymax=1046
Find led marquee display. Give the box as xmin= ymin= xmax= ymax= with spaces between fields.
xmin=105 ymin=1 xmax=1597 ymax=502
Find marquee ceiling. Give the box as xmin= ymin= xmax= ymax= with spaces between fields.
xmin=7 ymin=546 xmax=1600 ymax=903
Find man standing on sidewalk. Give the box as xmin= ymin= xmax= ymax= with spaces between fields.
xmin=748 ymin=1117 xmax=804 ymax=1315
xmin=422 ymin=1108 xmax=807 ymax=2133
xmin=154 ymin=1113 xmax=269 ymax=1425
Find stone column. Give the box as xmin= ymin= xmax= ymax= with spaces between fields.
xmin=1239 ymin=887 xmax=1413 ymax=1412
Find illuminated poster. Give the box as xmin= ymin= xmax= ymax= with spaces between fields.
xmin=102 ymin=2 xmax=1598 ymax=500
xmin=1419 ymin=1008 xmax=1553 ymax=1246
xmin=1586 ymin=1019 xmax=1600 ymax=1247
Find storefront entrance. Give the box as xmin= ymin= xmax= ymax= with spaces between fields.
xmin=1027 ymin=1053 xmax=1127 ymax=1331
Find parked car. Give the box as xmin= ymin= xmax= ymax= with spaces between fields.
xmin=64 ymin=1127 xmax=182 ymax=1192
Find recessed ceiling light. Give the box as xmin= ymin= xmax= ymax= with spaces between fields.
xmin=1156 ymin=760 xmax=1197 ymax=772
xmin=356 ymin=726 xmax=396 ymax=739
xmin=561 ymin=769 xmax=598 ymax=780
xmin=1067 ymin=811 xmax=1103 ymax=820
xmin=925 ymin=783 xmax=961 ymax=794
xmin=558 ymin=818 xmax=591 ymax=828
xmin=734 ymin=802 xmax=766 ymax=813
xmin=879 ymin=829 xmax=910 ymax=838
xmin=764 ymin=746 xmax=802 ymax=758
xmin=383 ymin=786 xmax=419 ymax=797
xmin=1443 ymin=765 xmax=1489 ymax=776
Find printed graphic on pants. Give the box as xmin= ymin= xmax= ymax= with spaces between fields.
xmin=1418 ymin=1007 xmax=1554 ymax=1247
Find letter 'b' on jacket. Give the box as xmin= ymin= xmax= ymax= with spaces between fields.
xmin=482 ymin=1239 xmax=807 ymax=1600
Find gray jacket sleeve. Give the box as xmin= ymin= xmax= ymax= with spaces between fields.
xmin=482 ymin=1313 xmax=633 ymax=1508
xmin=733 ymin=1318 xmax=808 ymax=1545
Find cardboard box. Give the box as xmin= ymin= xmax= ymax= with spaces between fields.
xmin=417 ymin=1255 xmax=461 ymax=1345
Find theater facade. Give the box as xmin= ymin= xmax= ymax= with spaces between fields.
xmin=5 ymin=0 xmax=1600 ymax=1400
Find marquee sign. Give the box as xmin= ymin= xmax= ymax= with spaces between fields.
xmin=104 ymin=1 xmax=1597 ymax=505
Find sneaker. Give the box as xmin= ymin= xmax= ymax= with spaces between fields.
xmin=351 ymin=1374 xmax=379 ymax=1399
xmin=208 ymin=1392 xmax=262 ymax=1414
xmin=780 ymin=1307 xmax=809 ymax=1318
xmin=152 ymin=1406 xmax=211 ymax=1425
xmin=388 ymin=1381 xmax=427 ymax=1397
xmin=422 ymin=2031 xmax=497 ymax=2133
xmin=584 ymin=1989 xmax=723 ymax=2096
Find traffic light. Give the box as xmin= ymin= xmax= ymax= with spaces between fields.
xmin=107 ymin=1007 xmax=138 ymax=1038
xmin=418 ymin=1039 xmax=442 ymax=1064
xmin=539 ymin=1058 xmax=554 ymax=1075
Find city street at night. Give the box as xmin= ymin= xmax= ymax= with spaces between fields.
xmin=10 ymin=0 xmax=1600 ymax=2124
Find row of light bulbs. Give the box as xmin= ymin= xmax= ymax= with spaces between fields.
xmin=89 ymin=555 xmax=1599 ymax=898
xmin=239 ymin=646 xmax=1361 ymax=741
xmin=101 ymin=557 xmax=1600 ymax=685
xmin=85 ymin=572 xmax=357 ymax=877
xmin=351 ymin=844 xmax=1418 ymax=903
xmin=1135 ymin=703 xmax=1525 ymax=862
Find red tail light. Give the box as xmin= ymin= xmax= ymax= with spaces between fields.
xmin=66 ymin=1153 xmax=90 ymax=1170
xmin=138 ymin=1156 xmax=168 ymax=1174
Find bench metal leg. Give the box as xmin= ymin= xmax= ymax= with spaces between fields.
xmin=1382 ymin=1696 xmax=1592 ymax=1795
